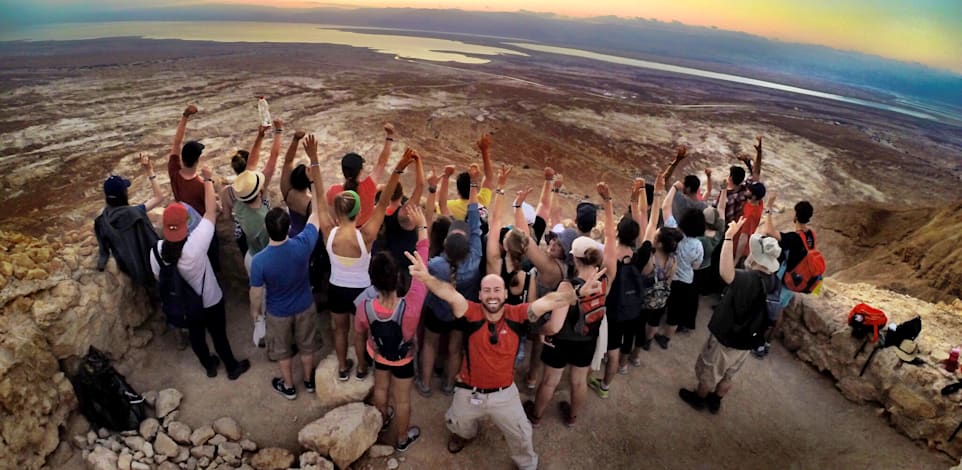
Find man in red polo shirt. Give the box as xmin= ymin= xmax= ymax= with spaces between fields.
xmin=407 ymin=252 xmax=603 ymax=470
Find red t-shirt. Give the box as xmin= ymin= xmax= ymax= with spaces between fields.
xmin=168 ymin=154 xmax=207 ymax=215
xmin=457 ymin=302 xmax=529 ymax=389
xmin=326 ymin=176 xmax=376 ymax=227
xmin=740 ymin=200 xmax=764 ymax=237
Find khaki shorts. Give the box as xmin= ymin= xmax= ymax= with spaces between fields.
xmin=695 ymin=334 xmax=750 ymax=389
xmin=266 ymin=304 xmax=320 ymax=361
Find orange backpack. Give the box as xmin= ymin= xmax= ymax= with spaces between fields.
xmin=783 ymin=230 xmax=826 ymax=293
xmin=848 ymin=303 xmax=887 ymax=343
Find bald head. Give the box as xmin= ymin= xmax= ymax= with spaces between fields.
xmin=479 ymin=274 xmax=507 ymax=314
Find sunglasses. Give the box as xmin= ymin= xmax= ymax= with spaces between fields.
xmin=487 ymin=322 xmax=499 ymax=345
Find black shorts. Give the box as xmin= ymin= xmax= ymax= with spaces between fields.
xmin=423 ymin=305 xmax=460 ymax=334
xmin=540 ymin=337 xmax=596 ymax=369
xmin=364 ymin=351 xmax=416 ymax=379
xmin=607 ymin=317 xmax=642 ymax=354
xmin=328 ymin=285 xmax=365 ymax=315
xmin=644 ymin=307 xmax=667 ymax=328
xmin=666 ymin=280 xmax=698 ymax=329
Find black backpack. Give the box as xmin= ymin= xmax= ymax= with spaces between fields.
xmin=364 ymin=298 xmax=410 ymax=362
xmin=726 ymin=272 xmax=778 ymax=349
xmin=70 ymin=347 xmax=146 ymax=431
xmin=152 ymin=245 xmax=205 ymax=328
xmin=615 ymin=260 xmax=646 ymax=322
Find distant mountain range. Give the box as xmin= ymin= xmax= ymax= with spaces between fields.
xmin=4 ymin=3 xmax=961 ymax=117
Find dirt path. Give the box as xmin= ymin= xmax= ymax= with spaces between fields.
xmin=60 ymin=293 xmax=948 ymax=470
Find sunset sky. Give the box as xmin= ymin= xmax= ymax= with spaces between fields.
xmin=7 ymin=0 xmax=962 ymax=73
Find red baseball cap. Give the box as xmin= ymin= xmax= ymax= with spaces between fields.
xmin=163 ymin=203 xmax=189 ymax=242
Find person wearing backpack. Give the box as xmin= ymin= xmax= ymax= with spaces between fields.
xmin=353 ymin=205 xmax=428 ymax=453
xmin=678 ymin=217 xmax=781 ymax=414
xmin=754 ymin=196 xmax=823 ymax=358
xmin=150 ymin=167 xmax=250 ymax=380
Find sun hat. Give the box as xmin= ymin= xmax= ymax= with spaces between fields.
xmin=747 ymin=233 xmax=781 ymax=273
xmin=232 ymin=170 xmax=265 ymax=203
xmin=895 ymin=339 xmax=919 ymax=362
xmin=163 ymin=203 xmax=189 ymax=242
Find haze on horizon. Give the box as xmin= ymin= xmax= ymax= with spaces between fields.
xmin=5 ymin=0 xmax=962 ymax=74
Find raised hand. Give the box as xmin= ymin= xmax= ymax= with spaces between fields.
xmin=257 ymin=125 xmax=270 ymax=137
xmin=139 ymin=153 xmax=153 ymax=172
xmin=705 ymin=168 xmax=712 ymax=178
xmin=477 ymin=133 xmax=491 ymax=153
xmin=293 ymin=129 xmax=306 ymax=140
xmin=443 ymin=165 xmax=456 ymax=178
xmin=673 ymin=180 xmax=684 ymax=191
xmin=183 ymin=104 xmax=198 ymax=117
xmin=427 ymin=168 xmax=441 ymax=187
xmin=754 ymin=136 xmax=763 ymax=154
xmin=398 ymin=148 xmax=417 ymax=170
xmin=272 ymin=119 xmax=284 ymax=130
xmin=596 ymin=182 xmax=611 ymax=200
xmin=514 ymin=187 xmax=533 ymax=206
xmin=404 ymin=203 xmax=426 ymax=228
xmin=580 ymin=266 xmax=608 ymax=297
xmin=497 ymin=164 xmax=513 ymax=187
xmin=675 ymin=146 xmax=687 ymax=161
xmin=302 ymin=134 xmax=319 ymax=163
xmin=631 ymin=177 xmax=645 ymax=198
xmin=544 ymin=166 xmax=555 ymax=180
xmin=468 ymin=163 xmax=481 ymax=182
xmin=736 ymin=153 xmax=752 ymax=163
xmin=405 ymin=250 xmax=431 ymax=282
xmin=654 ymin=176 xmax=665 ymax=194
xmin=384 ymin=122 xmax=395 ymax=136
xmin=553 ymin=174 xmax=564 ymax=190
xmin=725 ymin=216 xmax=747 ymax=239
xmin=201 ymin=165 xmax=213 ymax=180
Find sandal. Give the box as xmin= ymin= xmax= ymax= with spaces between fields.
xmin=447 ymin=434 xmax=467 ymax=454
xmin=395 ymin=426 xmax=421 ymax=453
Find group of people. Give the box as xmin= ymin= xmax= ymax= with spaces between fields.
xmin=95 ymin=104 xmax=820 ymax=467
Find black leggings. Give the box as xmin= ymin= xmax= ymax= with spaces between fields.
xmin=187 ymin=299 xmax=239 ymax=370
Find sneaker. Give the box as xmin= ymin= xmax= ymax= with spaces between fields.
xmin=440 ymin=383 xmax=455 ymax=396
xmin=272 ymin=378 xmax=296 ymax=400
xmin=559 ymin=401 xmax=576 ymax=427
xmin=522 ymin=400 xmax=541 ymax=427
xmin=176 ymin=329 xmax=189 ymax=351
xmin=227 ymin=359 xmax=250 ymax=381
xmin=304 ymin=379 xmax=316 ymax=393
xmin=751 ymin=343 xmax=771 ymax=359
xmin=654 ymin=334 xmax=670 ymax=350
xmin=640 ymin=339 xmax=652 ymax=352
xmin=630 ymin=355 xmax=643 ymax=367
xmin=414 ymin=377 xmax=432 ymax=398
xmin=379 ymin=406 xmax=395 ymax=434
xmin=678 ymin=388 xmax=705 ymax=411
xmin=617 ymin=365 xmax=630 ymax=375
xmin=204 ymin=355 xmax=220 ymax=378
xmin=337 ymin=359 xmax=355 ymax=382
xmin=587 ymin=376 xmax=609 ymax=399
xmin=705 ymin=393 xmax=722 ymax=414
xmin=395 ymin=426 xmax=421 ymax=453
xmin=355 ymin=367 xmax=370 ymax=381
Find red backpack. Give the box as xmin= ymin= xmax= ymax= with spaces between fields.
xmin=848 ymin=303 xmax=887 ymax=343
xmin=783 ymin=230 xmax=826 ymax=293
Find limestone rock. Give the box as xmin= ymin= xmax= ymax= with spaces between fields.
xmin=174 ymin=445 xmax=190 ymax=463
xmin=367 ymin=444 xmax=394 ymax=458
xmin=167 ymin=421 xmax=192 ymax=444
xmin=251 ymin=447 xmax=295 ymax=470
xmin=155 ymin=389 xmax=183 ymax=418
xmin=190 ymin=445 xmax=216 ymax=460
xmin=208 ymin=434 xmax=227 ymax=446
xmin=212 ymin=416 xmax=242 ymax=441
xmin=139 ymin=418 xmax=160 ymax=440
xmin=888 ymin=384 xmax=938 ymax=419
xmin=239 ymin=439 xmax=257 ymax=452
xmin=97 ymin=428 xmax=110 ymax=439
xmin=123 ymin=436 xmax=146 ymax=452
xmin=118 ymin=452 xmax=133 ymax=470
xmin=387 ymin=457 xmax=399 ymax=470
xmin=158 ymin=462 xmax=180 ymax=470
xmin=163 ymin=410 xmax=180 ymax=427
xmin=143 ymin=390 xmax=158 ymax=408
xmin=218 ymin=441 xmax=243 ymax=463
xmin=313 ymin=348 xmax=373 ymax=408
xmin=298 ymin=403 xmax=382 ymax=470
xmin=85 ymin=445 xmax=118 ymax=470
xmin=154 ymin=432 xmax=180 ymax=457
xmin=190 ymin=425 xmax=215 ymax=446
xmin=143 ymin=442 xmax=154 ymax=458
xmin=131 ymin=461 xmax=150 ymax=470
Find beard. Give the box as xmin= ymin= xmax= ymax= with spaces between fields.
xmin=481 ymin=298 xmax=505 ymax=314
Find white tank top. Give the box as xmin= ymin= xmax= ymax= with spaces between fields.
xmin=326 ymin=226 xmax=372 ymax=288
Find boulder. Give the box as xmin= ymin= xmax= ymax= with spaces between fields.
xmin=85 ymin=445 xmax=118 ymax=470
xmin=154 ymin=432 xmax=179 ymax=458
xmin=367 ymin=444 xmax=395 ymax=458
xmin=313 ymin=348 xmax=373 ymax=408
xmin=298 ymin=403 xmax=382 ymax=470
xmin=155 ymin=389 xmax=183 ymax=418
xmin=251 ymin=447 xmax=295 ymax=470
xmin=212 ymin=416 xmax=242 ymax=441
xmin=189 ymin=425 xmax=215 ymax=446
xmin=167 ymin=421 xmax=192 ymax=444
xmin=138 ymin=418 xmax=159 ymax=440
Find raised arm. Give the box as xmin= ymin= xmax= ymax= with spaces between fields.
xmin=719 ymin=217 xmax=747 ymax=285
xmin=513 ymin=187 xmax=533 ymax=236
xmin=477 ymin=133 xmax=495 ymax=190
xmin=598 ymin=183 xmax=617 ymax=288
xmin=170 ymin=105 xmax=197 ymax=157
xmin=660 ymin=146 xmax=687 ymax=187
xmin=200 ymin=165 xmax=216 ymax=223
xmin=752 ymin=136 xmax=763 ymax=181
xmin=141 ymin=154 xmax=166 ymax=211
xmin=643 ymin=178 xmax=665 ymax=243
xmin=362 ymin=148 xmax=415 ymax=245
xmin=262 ymin=119 xmax=284 ymax=190
xmin=438 ymin=165 xmax=454 ymax=216
xmin=245 ymin=125 xmax=269 ymax=171
xmin=703 ymin=168 xmax=713 ymax=200
xmin=763 ymin=191 xmax=780 ymax=241
xmin=663 ymin=181 xmax=679 ymax=223
xmin=536 ymin=166 xmax=555 ymax=220
xmin=406 ymin=149 xmax=426 ymax=209
xmin=407 ymin=250 xmax=469 ymax=318
xmin=280 ymin=129 xmax=304 ymax=199
xmin=303 ymin=134 xmax=335 ymax=235
xmin=549 ymin=175 xmax=564 ymax=228
xmin=371 ymin=123 xmax=395 ymax=184
xmin=425 ymin=168 xmax=441 ymax=229
xmin=486 ymin=165 xmax=512 ymax=275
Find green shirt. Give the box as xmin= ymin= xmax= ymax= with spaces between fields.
xmin=233 ymin=199 xmax=270 ymax=256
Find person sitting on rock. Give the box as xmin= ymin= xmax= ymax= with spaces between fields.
xmin=441 ymin=133 xmax=495 ymax=222
xmin=353 ymin=204 xmax=429 ymax=452
xmin=678 ymin=217 xmax=781 ymax=413
xmin=232 ymin=121 xmax=284 ymax=274
xmin=95 ymin=153 xmax=166 ymax=287
xmin=325 ymin=123 xmax=395 ymax=228
xmin=406 ymin=247 xmax=586 ymax=469
xmin=150 ymin=165 xmax=250 ymax=380
xmin=248 ymin=134 xmax=326 ymax=400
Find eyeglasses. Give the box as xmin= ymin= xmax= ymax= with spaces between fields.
xmin=487 ymin=322 xmax=499 ymax=345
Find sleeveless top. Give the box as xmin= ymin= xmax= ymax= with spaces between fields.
xmin=288 ymin=200 xmax=309 ymax=238
xmin=233 ymin=198 xmax=270 ymax=256
xmin=326 ymin=226 xmax=372 ymax=288
xmin=500 ymin=256 xmax=531 ymax=306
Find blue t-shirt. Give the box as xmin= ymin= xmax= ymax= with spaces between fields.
xmin=250 ymin=224 xmax=319 ymax=317
xmin=665 ymin=215 xmax=703 ymax=284
xmin=424 ymin=202 xmax=483 ymax=322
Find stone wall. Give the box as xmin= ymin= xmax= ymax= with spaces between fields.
xmin=0 ymin=229 xmax=154 ymax=469
xmin=780 ymin=280 xmax=962 ymax=459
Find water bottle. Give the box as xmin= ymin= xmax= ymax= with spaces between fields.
xmin=947 ymin=346 xmax=960 ymax=373
xmin=257 ymin=96 xmax=271 ymax=128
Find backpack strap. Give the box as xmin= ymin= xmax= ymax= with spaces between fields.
xmin=461 ymin=319 xmax=486 ymax=378
xmin=798 ymin=230 xmax=816 ymax=250
xmin=505 ymin=317 xmax=528 ymax=340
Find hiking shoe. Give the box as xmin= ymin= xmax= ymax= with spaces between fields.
xmin=395 ymin=426 xmax=421 ymax=453
xmin=587 ymin=376 xmax=609 ymax=399
xmin=177 ymin=328 xmax=189 ymax=351
xmin=705 ymin=393 xmax=722 ymax=414
xmin=440 ymin=383 xmax=455 ymax=396
xmin=205 ymin=355 xmax=220 ymax=378
xmin=640 ymin=339 xmax=652 ymax=352
xmin=559 ymin=401 xmax=576 ymax=427
xmin=617 ymin=364 xmax=630 ymax=375
xmin=272 ymin=378 xmax=296 ymax=400
xmin=752 ymin=343 xmax=771 ymax=359
xmin=337 ymin=359 xmax=355 ymax=382
xmin=227 ymin=359 xmax=250 ymax=381
xmin=678 ymin=388 xmax=705 ymax=411
xmin=523 ymin=400 xmax=541 ymax=427
xmin=414 ymin=377 xmax=432 ymax=398
xmin=654 ymin=334 xmax=670 ymax=350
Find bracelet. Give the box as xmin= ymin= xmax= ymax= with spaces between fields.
xmin=602 ymin=196 xmax=613 ymax=202
xmin=274 ymin=129 xmax=283 ymax=134
xmin=470 ymin=183 xmax=480 ymax=188
xmin=428 ymin=186 xmax=437 ymax=194
xmin=203 ymin=177 xmax=213 ymax=183
xmin=551 ymin=188 xmax=560 ymax=193
xmin=386 ymin=137 xmax=394 ymax=142
xmin=310 ymin=163 xmax=320 ymax=168
xmin=415 ymin=225 xmax=428 ymax=232
xmin=495 ymin=189 xmax=505 ymax=195
xmin=764 ymin=209 xmax=773 ymax=215
xmin=148 ymin=175 xmax=157 ymax=180
xmin=394 ymin=169 xmax=405 ymax=175
xmin=724 ymin=238 xmax=733 ymax=241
